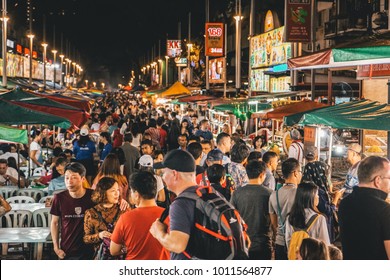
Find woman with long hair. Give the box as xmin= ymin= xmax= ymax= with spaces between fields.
xmin=298 ymin=237 xmax=329 ymax=260
xmin=180 ymin=119 xmax=191 ymax=136
xmin=84 ymin=177 xmax=126 ymax=259
xmin=130 ymin=122 xmax=142 ymax=149
xmin=285 ymin=182 xmax=330 ymax=251
xmin=93 ymin=153 xmax=129 ymax=210
xmin=167 ymin=118 xmax=180 ymax=151
xmin=252 ymin=135 xmax=267 ymax=155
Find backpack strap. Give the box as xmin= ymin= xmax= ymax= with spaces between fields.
xmin=305 ymin=214 xmax=320 ymax=232
xmin=275 ymin=187 xmax=285 ymax=234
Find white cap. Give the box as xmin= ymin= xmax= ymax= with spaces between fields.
xmin=80 ymin=128 xmax=89 ymax=136
xmin=139 ymin=155 xmax=153 ymax=167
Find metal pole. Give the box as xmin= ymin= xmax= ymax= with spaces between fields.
xmin=42 ymin=43 xmax=47 ymax=90
xmin=165 ymin=56 xmax=169 ymax=86
xmin=188 ymin=12 xmax=192 ymax=85
xmin=52 ymin=50 xmax=57 ymax=89
xmin=205 ymin=0 xmax=209 ymax=93
xmin=310 ymin=0 xmax=316 ymax=101
xmin=248 ymin=0 xmax=255 ymax=97
xmin=235 ymin=0 xmax=242 ymax=97
xmin=387 ymin=79 xmax=390 ymax=159
xmin=178 ymin=22 xmax=181 ymax=82
xmin=28 ymin=35 xmax=34 ymax=86
xmin=224 ymin=24 xmax=227 ymax=99
xmin=2 ymin=0 xmax=8 ymax=88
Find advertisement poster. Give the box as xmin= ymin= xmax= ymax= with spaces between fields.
xmin=286 ymin=0 xmax=312 ymax=42
xmin=209 ymin=57 xmax=225 ymax=84
xmin=250 ymin=26 xmax=291 ymax=69
xmin=205 ymin=23 xmax=224 ymax=57
xmin=250 ymin=68 xmax=270 ymax=92
xmin=356 ymin=64 xmax=390 ymax=79
xmin=167 ymin=40 xmax=182 ymax=58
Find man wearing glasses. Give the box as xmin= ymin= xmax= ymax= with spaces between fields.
xmin=339 ymin=156 xmax=390 ymax=260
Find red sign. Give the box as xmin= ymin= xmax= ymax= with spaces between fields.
xmin=286 ymin=0 xmax=312 ymax=42
xmin=32 ymin=51 xmax=38 ymax=59
xmin=166 ymin=40 xmax=182 ymax=58
xmin=16 ymin=44 xmax=23 ymax=54
xmin=205 ymin=23 xmax=224 ymax=57
xmin=24 ymin=48 xmax=30 ymax=56
xmin=357 ymin=64 xmax=390 ymax=79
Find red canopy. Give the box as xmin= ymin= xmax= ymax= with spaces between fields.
xmin=34 ymin=93 xmax=91 ymax=111
xmin=260 ymin=100 xmax=328 ymax=120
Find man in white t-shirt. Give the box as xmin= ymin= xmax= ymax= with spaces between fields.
xmin=288 ymin=129 xmax=304 ymax=167
xmin=0 ymin=159 xmax=24 ymax=187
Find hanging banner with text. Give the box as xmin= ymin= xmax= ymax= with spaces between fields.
xmin=205 ymin=23 xmax=224 ymax=57
xmin=356 ymin=64 xmax=390 ymax=79
xmin=167 ymin=40 xmax=182 ymax=58
xmin=286 ymin=0 xmax=312 ymax=42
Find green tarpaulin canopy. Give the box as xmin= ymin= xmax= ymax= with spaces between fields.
xmin=284 ymin=99 xmax=390 ymax=131
xmin=213 ymin=103 xmax=272 ymax=113
xmin=0 ymin=125 xmax=28 ymax=144
xmin=0 ymin=99 xmax=71 ymax=128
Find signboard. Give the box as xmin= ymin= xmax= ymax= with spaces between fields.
xmin=264 ymin=10 xmax=275 ymax=32
xmin=205 ymin=23 xmax=224 ymax=57
xmin=357 ymin=64 xmax=390 ymax=79
xmin=167 ymin=40 xmax=182 ymax=58
xmin=174 ymin=57 xmax=187 ymax=67
xmin=286 ymin=0 xmax=312 ymax=42
xmin=209 ymin=57 xmax=225 ymax=84
xmin=250 ymin=26 xmax=291 ymax=68
xmin=250 ymin=68 xmax=270 ymax=92
xmin=16 ymin=44 xmax=22 ymax=54
xmin=6 ymin=39 xmax=14 ymax=49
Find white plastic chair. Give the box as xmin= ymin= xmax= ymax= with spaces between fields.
xmin=19 ymin=166 xmax=30 ymax=178
xmin=1 ymin=210 xmax=32 ymax=228
xmin=38 ymin=195 xmax=53 ymax=204
xmin=6 ymin=196 xmax=35 ymax=204
xmin=17 ymin=189 xmax=45 ymax=202
xmin=32 ymin=208 xmax=52 ymax=228
xmin=0 ymin=188 xmax=19 ymax=199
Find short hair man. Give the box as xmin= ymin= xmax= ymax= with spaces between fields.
xmin=200 ymin=139 xmax=212 ymax=166
xmin=150 ymin=150 xmax=200 ymax=259
xmin=216 ymin=132 xmax=232 ymax=165
xmin=50 ymin=162 xmax=95 ymax=259
xmin=268 ymin=158 xmax=302 ymax=260
xmin=195 ymin=119 xmax=213 ymax=141
xmin=121 ymin=133 xmax=140 ymax=177
xmin=187 ymin=142 xmax=204 ymax=175
xmin=231 ymin=160 xmax=272 ymax=259
xmin=262 ymin=151 xmax=279 ymax=190
xmin=0 ymin=158 xmax=24 ymax=187
xmin=343 ymin=143 xmax=362 ymax=198
xmin=339 ymin=156 xmax=390 ymax=260
xmin=228 ymin=143 xmax=250 ymax=188
xmin=288 ymin=129 xmax=304 ymax=166
xmin=141 ymin=139 xmax=154 ymax=156
xmin=110 ymin=171 xmax=168 ymax=259
xmin=177 ymin=134 xmax=188 ymax=151
xmin=207 ymin=164 xmax=230 ymax=200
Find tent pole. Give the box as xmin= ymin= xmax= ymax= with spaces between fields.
xmin=387 ymin=80 xmax=390 ymax=159
xmin=327 ymin=69 xmax=332 ymax=105
xmin=17 ymin=144 xmax=21 ymax=188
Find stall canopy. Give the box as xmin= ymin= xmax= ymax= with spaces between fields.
xmin=160 ymin=81 xmax=191 ymax=97
xmin=261 ymin=100 xmax=328 ymax=120
xmin=284 ymin=99 xmax=390 ymax=131
xmin=288 ymin=38 xmax=390 ymax=70
xmin=36 ymin=93 xmax=91 ymax=111
xmin=0 ymin=125 xmax=28 ymax=144
xmin=1 ymin=88 xmax=89 ymax=128
xmin=178 ymin=95 xmax=217 ymax=103
xmin=213 ymin=102 xmax=272 ymax=121
xmin=0 ymin=99 xmax=71 ymax=128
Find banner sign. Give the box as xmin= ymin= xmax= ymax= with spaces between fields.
xmin=174 ymin=57 xmax=187 ymax=67
xmin=357 ymin=64 xmax=390 ymax=79
xmin=167 ymin=40 xmax=182 ymax=58
xmin=205 ymin=23 xmax=224 ymax=57
xmin=209 ymin=57 xmax=226 ymax=84
xmin=250 ymin=26 xmax=291 ymax=68
xmin=286 ymin=0 xmax=312 ymax=42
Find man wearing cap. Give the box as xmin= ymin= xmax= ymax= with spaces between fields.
xmin=343 ymin=143 xmax=362 ymax=198
xmin=149 ymin=149 xmax=200 ymax=259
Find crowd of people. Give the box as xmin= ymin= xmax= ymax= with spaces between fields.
xmin=1 ymin=91 xmax=389 ymax=260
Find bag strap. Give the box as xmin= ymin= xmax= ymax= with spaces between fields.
xmin=275 ymin=188 xmax=285 ymax=233
xmin=95 ymin=207 xmax=121 ymax=231
xmin=305 ymin=214 xmax=320 ymax=232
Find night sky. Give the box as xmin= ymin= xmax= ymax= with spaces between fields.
xmin=24 ymin=0 xmax=231 ymax=85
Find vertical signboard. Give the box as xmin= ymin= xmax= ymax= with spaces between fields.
xmin=166 ymin=40 xmax=182 ymax=58
xmin=209 ymin=57 xmax=226 ymax=83
xmin=205 ymin=23 xmax=224 ymax=57
xmin=286 ymin=0 xmax=312 ymax=42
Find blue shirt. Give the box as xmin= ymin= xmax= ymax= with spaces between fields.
xmin=48 ymin=176 xmax=66 ymax=195
xmin=73 ymin=140 xmax=96 ymax=160
xmin=100 ymin=143 xmax=113 ymax=161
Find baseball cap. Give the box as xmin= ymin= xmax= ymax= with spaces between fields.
xmin=153 ymin=149 xmax=195 ymax=172
xmin=348 ymin=143 xmax=362 ymax=154
xmin=206 ymin=149 xmax=224 ymax=162
xmin=139 ymin=155 xmax=154 ymax=167
xmin=80 ymin=128 xmax=89 ymax=136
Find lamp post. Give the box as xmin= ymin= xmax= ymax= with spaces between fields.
xmin=64 ymin=58 xmax=69 ymax=87
xmin=52 ymin=49 xmax=57 ymax=89
xmin=187 ymin=43 xmax=192 ymax=85
xmin=158 ymin=59 xmax=163 ymax=86
xmin=1 ymin=0 xmax=8 ymax=88
xmin=72 ymin=62 xmax=76 ymax=86
xmin=85 ymin=80 xmax=88 ymax=88
xmin=234 ymin=10 xmax=242 ymax=97
xmin=59 ymin=54 xmax=64 ymax=87
xmin=41 ymin=43 xmax=48 ymax=90
xmin=92 ymin=81 xmax=96 ymax=88
xmin=27 ymin=34 xmax=35 ymax=86
xmin=101 ymin=82 xmax=105 ymax=89
xmin=165 ymin=55 xmax=169 ymax=87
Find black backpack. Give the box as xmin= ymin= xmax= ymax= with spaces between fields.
xmin=162 ymin=186 xmax=249 ymax=260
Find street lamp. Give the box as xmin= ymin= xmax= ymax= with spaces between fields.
xmin=72 ymin=62 xmax=76 ymax=87
xmin=234 ymin=13 xmax=243 ymax=97
xmin=187 ymin=43 xmax=193 ymax=85
xmin=59 ymin=54 xmax=64 ymax=87
xmin=101 ymin=82 xmax=105 ymax=89
xmin=165 ymin=56 xmax=169 ymax=87
xmin=92 ymin=81 xmax=96 ymax=88
xmin=52 ymin=50 xmax=57 ymax=89
xmin=85 ymin=80 xmax=88 ymax=88
xmin=158 ymin=59 xmax=163 ymax=86
xmin=27 ymin=34 xmax=35 ymax=86
xmin=1 ymin=7 xmax=9 ymax=88
xmin=41 ymin=43 xmax=48 ymax=89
